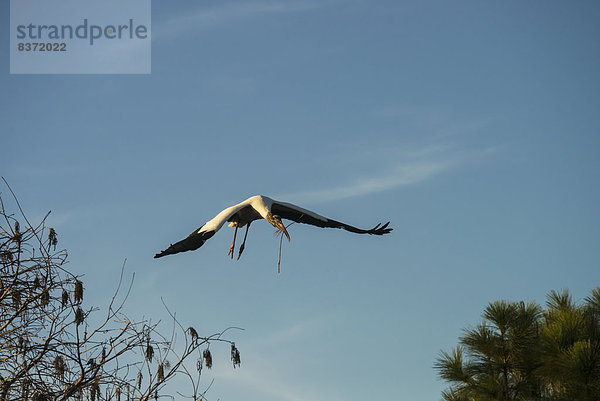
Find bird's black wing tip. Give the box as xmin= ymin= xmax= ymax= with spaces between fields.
xmin=153 ymin=231 xmax=214 ymax=260
xmin=153 ymin=250 xmax=170 ymax=258
xmin=154 ymin=242 xmax=177 ymax=259
xmin=370 ymin=221 xmax=393 ymax=235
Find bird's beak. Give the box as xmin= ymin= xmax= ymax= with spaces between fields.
xmin=278 ymin=222 xmax=290 ymax=241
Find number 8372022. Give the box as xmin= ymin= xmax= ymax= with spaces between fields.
xmin=18 ymin=42 xmax=67 ymax=52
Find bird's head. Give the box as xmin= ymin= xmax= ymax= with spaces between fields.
xmin=266 ymin=213 xmax=290 ymax=241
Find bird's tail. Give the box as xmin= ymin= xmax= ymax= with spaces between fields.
xmin=154 ymin=229 xmax=215 ymax=258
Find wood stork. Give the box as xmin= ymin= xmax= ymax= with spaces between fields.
xmin=154 ymin=195 xmax=392 ymax=260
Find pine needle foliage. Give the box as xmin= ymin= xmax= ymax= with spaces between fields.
xmin=436 ymin=287 xmax=600 ymax=401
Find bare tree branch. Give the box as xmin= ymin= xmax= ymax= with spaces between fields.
xmin=0 ymin=184 xmax=242 ymax=401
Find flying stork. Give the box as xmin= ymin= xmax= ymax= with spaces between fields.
xmin=154 ymin=195 xmax=392 ymax=260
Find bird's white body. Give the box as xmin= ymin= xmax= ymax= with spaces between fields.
xmin=200 ymin=195 xmax=327 ymax=234
xmin=201 ymin=195 xmax=269 ymax=233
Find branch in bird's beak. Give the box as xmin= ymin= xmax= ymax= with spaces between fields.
xmin=278 ymin=222 xmax=290 ymax=241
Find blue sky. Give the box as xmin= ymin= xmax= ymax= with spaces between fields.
xmin=2 ymin=1 xmax=600 ymax=400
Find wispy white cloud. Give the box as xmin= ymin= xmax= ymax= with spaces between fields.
xmin=157 ymin=0 xmax=333 ymax=38
xmin=278 ymin=155 xmax=453 ymax=204
xmin=277 ymin=114 xmax=499 ymax=205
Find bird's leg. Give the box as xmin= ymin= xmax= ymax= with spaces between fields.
xmin=237 ymin=222 xmax=251 ymax=260
xmin=227 ymin=225 xmax=238 ymax=259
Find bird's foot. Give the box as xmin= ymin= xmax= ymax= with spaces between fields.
xmin=237 ymin=243 xmax=245 ymax=260
xmin=228 ymin=244 xmax=235 ymax=259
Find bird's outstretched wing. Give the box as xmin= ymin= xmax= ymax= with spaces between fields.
xmin=270 ymin=200 xmax=392 ymax=235
xmin=154 ymin=202 xmax=255 ymax=258
xmin=154 ymin=228 xmax=215 ymax=258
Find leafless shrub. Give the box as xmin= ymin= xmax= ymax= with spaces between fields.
xmin=0 ymin=182 xmax=241 ymax=401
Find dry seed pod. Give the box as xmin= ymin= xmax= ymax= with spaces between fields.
xmin=48 ymin=228 xmax=58 ymax=249
xmin=40 ymin=287 xmax=50 ymax=307
xmin=62 ymin=289 xmax=69 ymax=307
xmin=74 ymin=280 xmax=83 ymax=303
xmin=145 ymin=344 xmax=154 ymax=362
xmin=13 ymin=221 xmax=21 ymax=243
xmin=231 ymin=343 xmax=241 ymax=368
xmin=53 ymin=356 xmax=66 ymax=378
xmin=188 ymin=326 xmax=198 ymax=341
xmin=203 ymin=349 xmax=212 ymax=369
xmin=74 ymin=307 xmax=84 ymax=326
xmin=157 ymin=363 xmax=164 ymax=382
